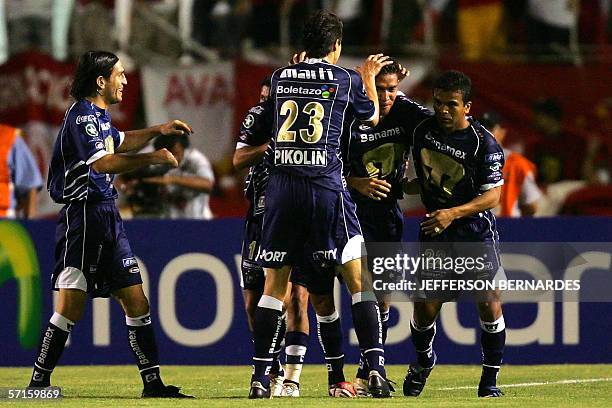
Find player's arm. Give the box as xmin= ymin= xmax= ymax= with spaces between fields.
xmin=233 ymin=142 xmax=270 ymax=170
xmin=116 ymin=120 xmax=193 ymax=153
xmin=144 ymin=174 xmax=213 ymax=193
xmin=421 ymin=187 xmax=501 ymax=236
xmin=92 ymin=149 xmax=178 ymax=174
xmin=347 ymin=176 xmax=391 ymax=200
xmin=355 ymin=54 xmax=393 ymax=127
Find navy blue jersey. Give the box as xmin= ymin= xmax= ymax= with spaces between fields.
xmin=411 ymin=118 xmax=504 ymax=218
xmin=237 ymin=102 xmax=273 ymax=216
xmin=268 ymin=59 xmax=376 ymax=191
xmin=346 ymin=95 xmax=432 ymax=207
xmin=47 ymin=100 xmax=124 ymax=204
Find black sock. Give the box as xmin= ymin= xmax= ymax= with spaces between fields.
xmin=126 ymin=312 xmax=163 ymax=389
xmin=270 ymin=315 xmax=286 ymax=376
xmin=316 ymin=312 xmax=345 ymax=385
xmin=480 ymin=316 xmax=506 ymax=388
xmin=410 ymin=318 xmax=436 ymax=368
xmin=252 ymin=296 xmax=283 ymax=388
xmin=29 ymin=313 xmax=73 ymax=387
xmin=351 ymin=293 xmax=385 ymax=378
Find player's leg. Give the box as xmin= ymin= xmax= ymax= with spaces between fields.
xmin=279 ymin=281 xmax=309 ymax=397
xmin=329 ymin=191 xmax=389 ymax=398
xmin=28 ymin=288 xmax=87 ymax=387
xmin=112 ymin=283 xmax=192 ymax=398
xmin=477 ymin=294 xmax=505 ymax=398
xmin=249 ymin=266 xmax=291 ymax=398
xmin=250 ymin=172 xmax=304 ymax=398
xmin=403 ymin=300 xmax=442 ymax=397
xmin=310 ymin=291 xmax=356 ymax=398
xmin=29 ymin=203 xmax=90 ymax=388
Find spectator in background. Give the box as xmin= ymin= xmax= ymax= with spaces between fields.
xmin=421 ymin=0 xmax=505 ymax=60
xmin=0 ymin=124 xmax=43 ymax=219
xmin=142 ymin=133 xmax=215 ymax=219
xmin=192 ymin=0 xmax=251 ymax=58
xmin=527 ymin=97 xmax=586 ymax=185
xmin=526 ymin=0 xmax=578 ymax=59
xmin=480 ymin=112 xmax=542 ymax=217
xmin=0 ymin=0 xmax=74 ymax=62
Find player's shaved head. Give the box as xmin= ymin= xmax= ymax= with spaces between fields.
xmin=70 ymin=51 xmax=119 ymax=100
xmin=302 ymin=10 xmax=343 ymax=59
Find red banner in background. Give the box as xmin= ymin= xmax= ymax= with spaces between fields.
xmin=0 ymin=52 xmax=140 ymax=217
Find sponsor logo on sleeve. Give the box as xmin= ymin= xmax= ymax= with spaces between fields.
xmin=122 ymin=257 xmax=138 ymax=268
xmin=76 ymin=114 xmax=96 ymax=124
xmin=485 ymin=152 xmax=503 ymax=162
xmin=85 ymin=123 xmax=99 ymax=137
xmin=243 ymin=114 xmax=255 ymax=128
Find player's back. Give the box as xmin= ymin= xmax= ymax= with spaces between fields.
xmin=269 ymin=59 xmax=375 ymax=191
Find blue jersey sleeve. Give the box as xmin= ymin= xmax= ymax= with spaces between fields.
xmin=348 ymin=70 xmax=376 ymax=122
xmin=477 ymin=130 xmax=505 ymax=191
xmin=237 ymin=102 xmax=272 ymax=148
xmin=111 ymin=125 xmax=124 ymax=148
xmin=9 ymin=135 xmax=43 ymax=196
xmin=69 ymin=115 xmax=108 ymax=165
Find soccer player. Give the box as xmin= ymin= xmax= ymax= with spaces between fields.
xmin=248 ymin=10 xmax=393 ymax=399
xmin=27 ymin=51 xmax=193 ymax=398
xmin=344 ymin=59 xmax=431 ymax=395
xmin=401 ymin=71 xmax=506 ymax=398
xmin=234 ymin=77 xmax=311 ymax=397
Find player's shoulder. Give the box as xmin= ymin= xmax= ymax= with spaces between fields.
xmin=506 ymin=150 xmax=535 ymax=169
xmin=185 ymin=147 xmax=211 ymax=166
xmin=471 ymin=119 xmax=499 ymax=145
xmin=69 ymin=100 xmax=97 ymax=123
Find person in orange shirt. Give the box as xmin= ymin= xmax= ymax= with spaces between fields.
xmin=480 ymin=112 xmax=542 ymax=216
xmin=0 ymin=124 xmax=43 ymax=219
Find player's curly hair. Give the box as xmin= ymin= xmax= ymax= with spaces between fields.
xmin=70 ymin=51 xmax=119 ymax=100
xmin=302 ymin=10 xmax=343 ymax=59
xmin=433 ymin=70 xmax=472 ymax=103
xmin=378 ymin=59 xmax=402 ymax=78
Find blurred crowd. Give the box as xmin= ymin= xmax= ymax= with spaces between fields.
xmin=0 ymin=0 xmax=610 ymax=219
xmin=0 ymin=0 xmax=611 ymax=64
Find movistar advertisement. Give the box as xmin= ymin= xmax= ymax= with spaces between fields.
xmin=1 ymin=218 xmax=611 ymax=366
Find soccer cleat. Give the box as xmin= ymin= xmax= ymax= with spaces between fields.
xmin=142 ymin=384 xmax=194 ymax=398
xmin=329 ymin=381 xmax=356 ymax=398
xmin=353 ymin=377 xmax=370 ymax=397
xmin=270 ymin=374 xmax=285 ymax=397
xmin=279 ymin=381 xmax=300 ymax=397
xmin=403 ymin=363 xmax=435 ymax=397
xmin=248 ymin=381 xmax=270 ymax=399
xmin=367 ymin=370 xmax=391 ymax=398
xmin=478 ymin=385 xmax=504 ymax=398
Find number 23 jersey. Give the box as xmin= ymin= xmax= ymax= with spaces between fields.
xmin=411 ymin=117 xmax=505 ymax=218
xmin=268 ymin=59 xmax=376 ymax=191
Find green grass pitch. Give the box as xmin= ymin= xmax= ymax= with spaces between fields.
xmin=1 ymin=365 xmax=610 ymax=407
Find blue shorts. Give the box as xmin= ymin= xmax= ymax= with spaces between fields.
xmin=240 ymin=208 xmax=312 ymax=291
xmin=51 ymin=200 xmax=142 ymax=298
xmin=416 ymin=211 xmax=502 ymax=301
xmin=259 ymin=172 xmax=364 ymax=269
xmin=357 ymin=201 xmax=403 ymax=243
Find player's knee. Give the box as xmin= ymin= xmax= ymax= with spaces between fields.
xmin=310 ymin=293 xmax=335 ymax=316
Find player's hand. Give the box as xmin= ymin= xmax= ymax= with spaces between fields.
xmin=397 ymin=64 xmax=410 ymax=82
xmin=355 ymin=54 xmax=393 ymax=79
xmin=160 ymin=119 xmax=193 ymax=137
xmin=420 ymin=209 xmax=457 ymax=236
xmin=290 ymin=51 xmax=306 ymax=65
xmin=153 ymin=148 xmax=179 ymax=168
xmin=350 ymin=177 xmax=391 ymax=201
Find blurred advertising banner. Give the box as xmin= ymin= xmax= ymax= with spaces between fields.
xmin=1 ymin=217 xmax=612 ymax=366
xmin=0 ymin=52 xmax=140 ymax=217
xmin=141 ymin=62 xmax=235 ymax=165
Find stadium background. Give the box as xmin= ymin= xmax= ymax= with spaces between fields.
xmin=0 ymin=0 xmax=611 ymax=378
